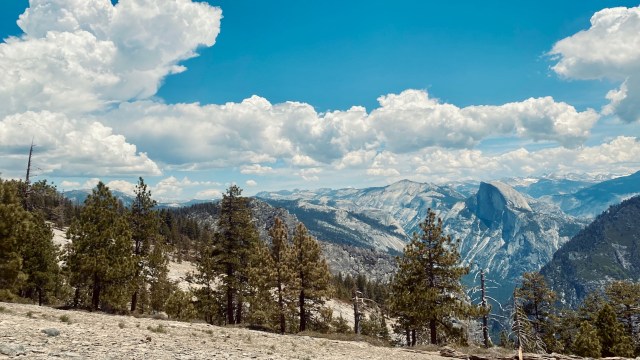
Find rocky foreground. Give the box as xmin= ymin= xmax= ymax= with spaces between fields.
xmin=0 ymin=302 xmax=448 ymax=360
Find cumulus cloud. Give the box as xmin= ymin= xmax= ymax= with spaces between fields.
xmin=195 ymin=189 xmax=223 ymax=200
xmin=106 ymin=90 xmax=597 ymax=171
xmin=550 ymin=5 xmax=640 ymax=122
xmin=410 ymin=136 xmax=640 ymax=181
xmin=0 ymin=111 xmax=161 ymax=177
xmin=296 ymin=168 xmax=322 ymax=181
xmin=240 ymin=164 xmax=275 ymax=175
xmin=106 ymin=179 xmax=136 ymax=195
xmin=245 ymin=180 xmax=258 ymax=187
xmin=371 ymin=91 xmax=598 ymax=150
xmin=0 ymin=0 xmax=221 ymax=117
xmin=152 ymin=176 xmax=220 ymax=200
xmin=59 ymin=180 xmax=81 ymax=188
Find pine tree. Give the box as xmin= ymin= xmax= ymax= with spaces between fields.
xmin=518 ymin=272 xmax=559 ymax=352
xmin=291 ymin=222 xmax=331 ymax=332
xmin=573 ymin=321 xmax=602 ymax=358
xmin=605 ymin=281 xmax=640 ymax=342
xmin=202 ymin=185 xmax=260 ymax=324
xmin=0 ymin=180 xmax=28 ymax=300
xmin=389 ymin=208 xmax=469 ymax=345
xmin=595 ymin=303 xmax=635 ymax=357
xmin=19 ymin=213 xmax=60 ymax=305
xmin=266 ymin=217 xmax=296 ymax=334
xmin=246 ymin=237 xmax=277 ymax=328
xmin=66 ymin=182 xmax=135 ymax=311
xmin=129 ymin=177 xmax=168 ymax=313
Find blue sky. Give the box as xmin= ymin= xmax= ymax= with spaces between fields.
xmin=1 ymin=0 xmax=640 ymax=201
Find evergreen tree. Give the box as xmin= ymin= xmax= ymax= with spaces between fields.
xmin=389 ymin=208 xmax=469 ymax=345
xmin=267 ymin=217 xmax=296 ymax=334
xmin=595 ymin=303 xmax=635 ymax=357
xmin=129 ymin=177 xmax=168 ymax=313
xmin=518 ymin=272 xmax=559 ymax=352
xmin=0 ymin=179 xmax=61 ymax=304
xmin=605 ymin=281 xmax=640 ymax=342
xmin=0 ymin=180 xmax=29 ymax=300
xmin=291 ymin=222 xmax=331 ymax=332
xmin=573 ymin=321 xmax=602 ymax=358
xmin=66 ymin=182 xmax=135 ymax=311
xmin=206 ymin=185 xmax=259 ymax=324
xmin=19 ymin=213 xmax=60 ymax=305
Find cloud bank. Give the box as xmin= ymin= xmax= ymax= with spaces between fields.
xmin=0 ymin=0 xmax=638 ymax=195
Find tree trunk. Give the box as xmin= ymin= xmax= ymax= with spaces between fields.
xmin=299 ymin=289 xmax=306 ymax=332
xmin=353 ymin=289 xmax=360 ymax=334
xmin=406 ymin=328 xmax=411 ymax=346
xmin=131 ymin=290 xmax=138 ymax=313
xmin=430 ymin=318 xmax=437 ymax=344
xmin=38 ymin=288 xmax=43 ymax=306
xmin=278 ymin=283 xmax=285 ymax=334
xmin=92 ymin=281 xmax=101 ymax=311
xmin=411 ymin=329 xmax=417 ymax=346
xmin=73 ymin=287 xmax=80 ymax=308
xmin=235 ymin=296 xmax=243 ymax=324
xmin=481 ymin=270 xmax=491 ymax=348
xmin=226 ymin=264 xmax=234 ymax=324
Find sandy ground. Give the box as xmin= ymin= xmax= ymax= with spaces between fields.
xmin=0 ymin=301 xmax=448 ymax=360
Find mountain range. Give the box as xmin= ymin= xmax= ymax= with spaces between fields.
xmin=63 ymin=170 xmax=640 ymax=305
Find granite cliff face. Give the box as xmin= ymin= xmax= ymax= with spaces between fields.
xmin=446 ymin=182 xmax=585 ymax=300
xmin=540 ymin=195 xmax=640 ymax=307
xmin=259 ymin=180 xmax=587 ymax=303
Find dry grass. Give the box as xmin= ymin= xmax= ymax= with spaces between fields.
xmin=297 ymin=331 xmax=391 ymax=347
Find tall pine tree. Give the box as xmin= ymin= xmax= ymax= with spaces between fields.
xmin=291 ymin=222 xmax=331 ymax=332
xmin=129 ymin=177 xmax=169 ymax=313
xmin=66 ymin=182 xmax=135 ymax=311
xmin=267 ymin=217 xmax=296 ymax=334
xmin=389 ymin=208 xmax=469 ymax=345
xmin=211 ymin=185 xmax=260 ymax=324
xmin=0 ymin=180 xmax=29 ymax=300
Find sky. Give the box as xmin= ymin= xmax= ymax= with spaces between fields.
xmin=1 ymin=0 xmax=640 ymax=201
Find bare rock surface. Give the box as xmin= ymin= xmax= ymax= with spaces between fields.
xmin=0 ymin=302 xmax=447 ymax=360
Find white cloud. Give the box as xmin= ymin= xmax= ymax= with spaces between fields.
xmin=0 ymin=0 xmax=222 ymax=117
xmin=83 ymin=178 xmax=100 ymax=189
xmin=291 ymin=154 xmax=320 ymax=167
xmin=245 ymin=180 xmax=258 ymax=187
xmin=59 ymin=180 xmax=81 ymax=188
xmin=106 ymin=179 xmax=136 ymax=195
xmin=195 ymin=189 xmax=222 ymax=200
xmin=152 ymin=176 xmax=219 ymax=200
xmin=105 ymin=90 xmax=597 ymax=171
xmin=550 ymin=5 xmax=640 ymax=122
xmin=371 ymin=90 xmax=598 ymax=150
xmin=409 ymin=136 xmax=640 ymax=181
xmin=240 ymin=164 xmax=275 ymax=175
xmin=0 ymin=111 xmax=161 ymax=177
xmin=296 ymin=168 xmax=322 ymax=181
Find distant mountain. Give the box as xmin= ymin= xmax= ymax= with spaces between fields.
xmin=260 ymin=179 xmax=587 ymax=303
xmin=540 ymin=195 xmax=640 ymax=307
xmin=177 ymin=199 xmax=398 ymax=281
xmin=63 ymin=189 xmax=213 ymax=209
xmin=64 ymin=189 xmax=135 ymax=207
xmin=447 ymin=181 xmax=586 ymax=300
xmin=513 ymin=178 xmax=595 ymax=198
xmin=541 ymin=171 xmax=640 ymax=218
